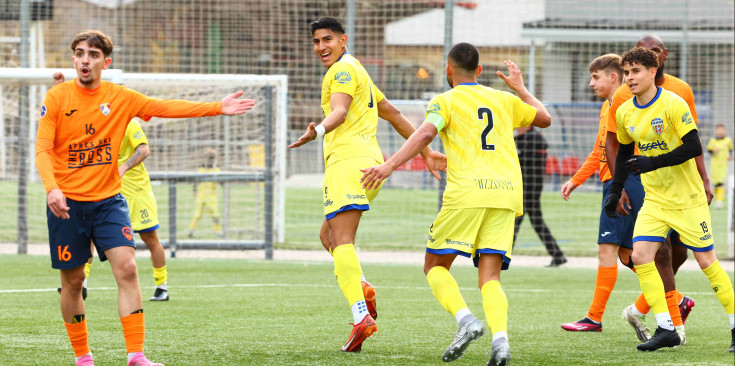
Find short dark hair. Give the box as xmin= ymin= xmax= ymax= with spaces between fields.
xmin=621 ymin=47 xmax=658 ymax=70
xmin=589 ymin=53 xmax=623 ymax=78
xmin=448 ymin=43 xmax=479 ymax=73
xmin=310 ymin=17 xmax=345 ymax=35
xmin=71 ymin=30 xmax=113 ymax=57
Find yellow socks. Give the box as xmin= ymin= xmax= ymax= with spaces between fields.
xmin=84 ymin=262 xmax=91 ymax=279
xmin=153 ymin=266 xmax=167 ymax=288
xmin=481 ymin=280 xmax=508 ymax=338
xmin=715 ymin=186 xmax=725 ymax=203
xmin=703 ymin=261 xmax=735 ymax=317
xmin=333 ymin=244 xmax=368 ymax=323
xmin=426 ymin=266 xmax=468 ymax=318
xmin=635 ymin=261 xmax=673 ymax=329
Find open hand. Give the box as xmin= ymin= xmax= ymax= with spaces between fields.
xmin=47 ymin=188 xmax=70 ymax=219
xmin=221 ymin=91 xmax=256 ymax=115
xmin=288 ymin=122 xmax=317 ymax=148
xmin=496 ymin=60 xmax=526 ymax=93
xmin=360 ymin=163 xmax=393 ymax=190
xmin=423 ymin=150 xmax=446 ymax=181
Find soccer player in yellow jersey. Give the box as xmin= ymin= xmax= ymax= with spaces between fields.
xmin=289 ymin=17 xmax=446 ymax=352
xmin=604 ymin=47 xmax=735 ymax=352
xmin=707 ymin=124 xmax=733 ymax=209
xmin=362 ymin=43 xmax=551 ymax=365
xmin=187 ymin=148 xmax=223 ymax=237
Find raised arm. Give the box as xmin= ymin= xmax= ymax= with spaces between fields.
xmin=288 ymin=93 xmax=352 ymax=148
xmin=496 ymin=60 xmax=551 ymax=128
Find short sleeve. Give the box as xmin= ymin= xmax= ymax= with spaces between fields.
xmin=707 ymin=138 xmax=715 ymax=152
xmin=507 ymin=93 xmax=537 ymax=128
xmin=126 ymin=120 xmax=149 ymax=149
xmin=607 ymin=85 xmax=630 ymax=134
xmin=670 ymin=98 xmax=697 ymax=139
xmin=424 ymin=96 xmax=448 ymax=132
xmin=615 ymin=107 xmax=633 ymax=145
xmin=728 ymin=138 xmax=734 ymax=151
xmin=373 ymin=84 xmax=385 ymax=104
xmin=682 ymin=87 xmax=698 ymax=124
xmin=327 ymin=62 xmax=357 ymax=97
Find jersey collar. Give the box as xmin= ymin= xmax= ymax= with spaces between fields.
xmin=336 ymin=52 xmax=349 ymax=62
xmin=457 ymin=82 xmax=479 ymax=86
xmin=633 ymin=86 xmax=662 ymax=109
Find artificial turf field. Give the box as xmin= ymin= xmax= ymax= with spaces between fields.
xmin=1 ymin=255 xmax=733 ymax=365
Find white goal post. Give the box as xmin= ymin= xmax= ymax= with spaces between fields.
xmin=0 ymin=68 xmax=287 ymax=259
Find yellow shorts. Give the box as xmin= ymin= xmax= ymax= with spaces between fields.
xmin=125 ymin=192 xmax=160 ymax=233
xmin=710 ymin=163 xmax=728 ymax=185
xmin=323 ymin=157 xmax=384 ymax=220
xmin=633 ymin=201 xmax=714 ymax=251
xmin=426 ymin=207 xmax=516 ymax=269
xmin=194 ymin=193 xmax=220 ymax=218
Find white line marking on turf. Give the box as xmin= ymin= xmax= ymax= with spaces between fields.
xmin=0 ymin=283 xmax=719 ymax=296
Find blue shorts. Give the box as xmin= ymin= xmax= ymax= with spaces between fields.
xmin=47 ymin=194 xmax=135 ymax=269
xmin=597 ymin=174 xmax=645 ymax=249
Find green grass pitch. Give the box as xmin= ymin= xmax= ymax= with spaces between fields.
xmin=1 ymin=255 xmax=733 ymax=365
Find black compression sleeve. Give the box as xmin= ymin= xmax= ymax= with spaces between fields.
xmin=611 ymin=142 xmax=634 ymax=195
xmin=650 ymin=130 xmax=702 ymax=169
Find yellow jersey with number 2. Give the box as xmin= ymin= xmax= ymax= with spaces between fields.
xmin=425 ymin=83 xmax=537 ymax=214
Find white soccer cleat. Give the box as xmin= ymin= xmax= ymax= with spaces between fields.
xmin=622 ymin=305 xmax=651 ymax=342
xmin=442 ymin=315 xmax=484 ymax=362
xmin=675 ymin=325 xmax=686 ymax=345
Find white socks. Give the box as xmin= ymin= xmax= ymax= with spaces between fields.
xmin=653 ymin=312 xmax=674 ymax=330
xmin=455 ymin=308 xmax=472 ymax=324
xmin=351 ymin=300 xmax=369 ymax=323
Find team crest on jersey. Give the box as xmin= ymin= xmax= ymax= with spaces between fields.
xmin=100 ymin=103 xmax=111 ymax=116
xmin=40 ymin=105 xmax=47 ymax=118
xmin=651 ymin=118 xmax=663 ymax=135
xmin=334 ymin=71 xmax=352 ymax=85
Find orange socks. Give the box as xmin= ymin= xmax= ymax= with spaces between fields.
xmin=65 ymin=318 xmax=90 ymax=357
xmin=586 ymin=266 xmax=618 ymax=323
xmin=666 ymin=291 xmax=683 ymax=326
xmin=633 ymin=293 xmax=651 ymax=314
xmin=121 ymin=312 xmax=145 ymax=354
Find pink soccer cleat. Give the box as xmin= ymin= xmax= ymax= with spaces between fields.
xmin=127 ymin=352 xmax=164 ymax=366
xmin=76 ymin=354 xmax=94 ymax=366
xmin=561 ymin=318 xmax=602 ymax=332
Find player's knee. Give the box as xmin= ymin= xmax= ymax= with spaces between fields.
xmin=62 ymin=271 xmax=86 ymax=289
xmin=654 ymin=244 xmax=671 ymax=263
xmin=114 ymin=259 xmax=139 ymax=283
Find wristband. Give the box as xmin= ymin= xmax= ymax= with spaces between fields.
xmin=315 ymin=124 xmax=326 ymax=138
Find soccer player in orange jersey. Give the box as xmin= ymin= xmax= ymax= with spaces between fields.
xmin=560 ymin=54 xmax=646 ymax=333
xmin=605 ymin=35 xmax=706 ymax=343
xmin=36 ymin=30 xmax=255 ymax=366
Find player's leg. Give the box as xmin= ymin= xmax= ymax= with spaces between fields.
xmin=475 ymin=208 xmax=515 ymax=366
xmin=652 ymin=238 xmax=686 ymax=340
xmin=92 ymin=194 xmax=162 ymax=365
xmin=207 ymin=197 xmax=223 ymax=235
xmin=140 ymin=230 xmax=168 ymax=301
xmin=668 ymin=232 xmax=695 ymax=324
xmin=187 ymin=200 xmax=204 ymax=237
xmin=59 ymin=247 xmax=92 ymax=301
xmin=48 ymin=198 xmax=95 ymax=365
xmin=425 ymin=208 xmax=483 ymax=362
xmin=319 ymin=219 xmax=331 ymax=253
xmin=512 ymin=215 xmax=523 ymax=250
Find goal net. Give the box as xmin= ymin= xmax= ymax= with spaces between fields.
xmin=0 ymin=69 xmax=287 ymax=258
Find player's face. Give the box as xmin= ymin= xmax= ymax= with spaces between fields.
xmin=623 ymin=62 xmax=656 ymax=95
xmin=312 ymin=29 xmax=347 ymax=68
xmin=636 ymin=38 xmax=668 ymax=69
xmin=589 ymin=70 xmax=614 ymax=98
xmin=716 ymin=126 xmax=726 ymax=138
xmin=72 ymin=41 xmax=111 ymax=88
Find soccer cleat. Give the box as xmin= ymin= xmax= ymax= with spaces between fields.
xmin=546 ymin=256 xmax=568 ymax=267
xmin=58 ymin=287 xmax=88 ymax=301
xmin=442 ymin=315 xmax=484 ymax=362
xmin=636 ymin=326 xmax=680 ymax=351
xmin=622 ymin=305 xmax=651 ymax=342
xmin=341 ymin=314 xmax=377 ymax=352
xmin=678 ymin=296 xmax=695 ymax=324
xmin=487 ymin=337 xmax=511 ymax=366
xmin=561 ymin=317 xmax=602 ymax=332
xmin=76 ymin=354 xmax=94 ymax=366
xmin=362 ymin=280 xmax=377 ymax=319
xmin=730 ymin=328 xmax=734 ymax=353
xmin=675 ymin=325 xmax=686 ymax=345
xmin=127 ymin=352 xmax=164 ymax=366
xmin=149 ymin=288 xmax=169 ymax=301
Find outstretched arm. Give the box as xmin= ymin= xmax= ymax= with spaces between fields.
xmin=496 ymin=60 xmax=551 ymax=128
xmin=118 ymin=143 xmax=150 ymax=177
xmin=377 ymin=98 xmax=445 ymax=180
xmin=288 ymin=93 xmax=352 ymax=148
xmin=360 ymin=122 xmax=437 ymax=190
xmin=625 ymin=130 xmax=702 ymax=174
xmin=142 ymin=91 xmax=255 ymax=119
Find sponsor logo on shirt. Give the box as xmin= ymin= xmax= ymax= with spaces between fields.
xmin=700 ymin=233 xmax=712 ymax=241
xmin=134 ymin=131 xmax=144 ymax=140
xmin=681 ymin=112 xmax=693 ymax=125
xmin=427 ymin=103 xmax=441 ymax=113
xmin=324 ymin=199 xmax=333 ymax=207
xmin=474 ymin=178 xmax=514 ymax=190
xmin=346 ymin=194 xmax=367 ymax=200
xmin=334 ymin=71 xmax=352 ymax=85
xmin=40 ymin=105 xmax=47 ymax=118
xmin=651 ymin=118 xmax=663 ymax=135
xmin=100 ymin=103 xmax=111 ymax=116
xmin=637 ymin=140 xmax=669 ymax=152
xmin=629 ymin=126 xmax=635 ymax=134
